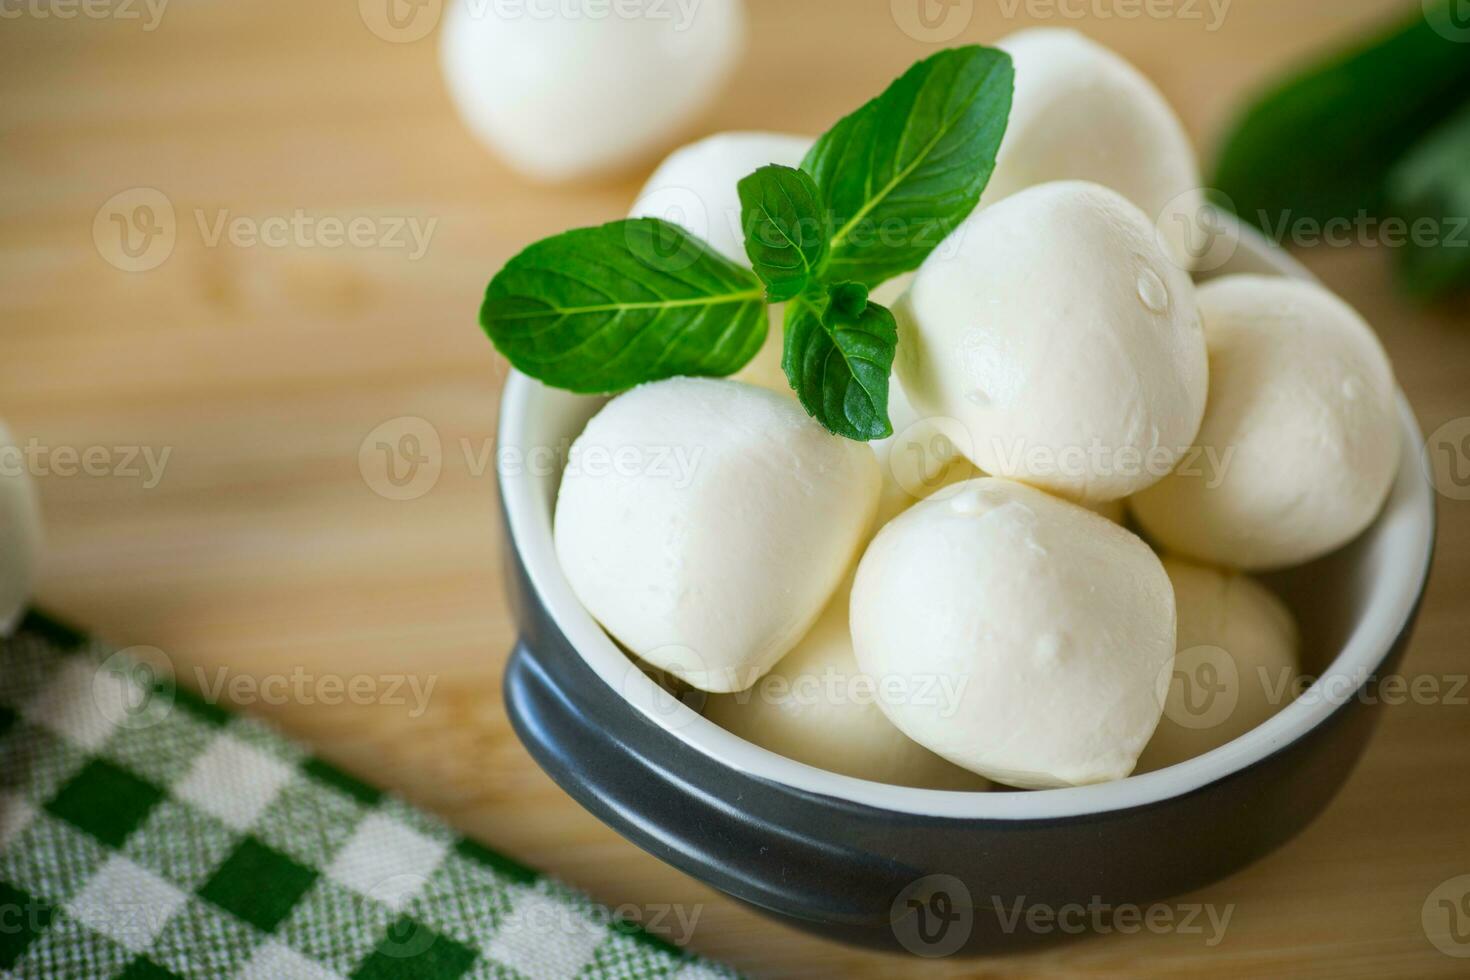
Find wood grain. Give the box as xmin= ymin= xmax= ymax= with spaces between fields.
xmin=2 ymin=1 xmax=1468 ymax=976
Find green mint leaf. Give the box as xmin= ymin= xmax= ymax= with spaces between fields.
xmin=1386 ymin=100 xmax=1470 ymax=299
xmin=480 ymin=218 xmax=767 ymax=393
xmin=737 ymin=164 xmax=830 ymax=302
xmin=1214 ymin=4 xmax=1470 ymax=232
xmin=802 ymin=45 xmax=1013 ymax=288
xmin=825 ymin=281 xmax=869 ymax=322
xmin=782 ymin=284 xmax=897 ymax=441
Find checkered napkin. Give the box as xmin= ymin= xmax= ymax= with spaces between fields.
xmin=0 ymin=612 xmax=738 ymax=980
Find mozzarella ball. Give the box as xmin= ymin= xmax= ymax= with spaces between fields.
xmin=628 ymin=132 xmax=814 ymax=396
xmin=440 ymin=0 xmax=745 ymax=182
xmin=631 ymin=131 xmax=813 ymax=266
xmin=555 ymin=378 xmax=879 ymax=692
xmin=894 ymin=181 xmax=1207 ymax=504
xmin=0 ymin=422 xmax=42 ymax=634
xmin=852 ymin=478 xmax=1175 ymax=788
xmin=1131 ymin=276 xmax=1400 ymax=571
xmin=1136 ymin=557 xmax=1300 ymax=773
xmin=989 ymin=29 xmax=1205 ymax=269
xmin=704 ymin=578 xmax=989 ymax=790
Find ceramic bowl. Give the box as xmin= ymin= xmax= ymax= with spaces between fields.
xmin=494 ymin=221 xmax=1436 ymax=954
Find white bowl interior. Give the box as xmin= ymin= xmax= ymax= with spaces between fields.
xmin=497 ymin=224 xmax=1436 ymax=819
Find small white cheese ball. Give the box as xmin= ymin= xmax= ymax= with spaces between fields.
xmin=629 ymin=132 xmax=813 ymax=397
xmin=1136 ymin=557 xmax=1300 ymax=773
xmin=440 ymin=0 xmax=746 ymax=182
xmin=631 ymin=131 xmax=813 ymax=266
xmin=555 ymin=378 xmax=879 ymax=692
xmin=704 ymin=579 xmax=989 ymax=790
xmin=894 ymin=181 xmax=1207 ymax=504
xmin=0 ymin=422 xmax=43 ymax=633
xmin=1131 ymin=276 xmax=1400 ymax=571
xmin=852 ymin=478 xmax=1175 ymax=788
xmin=989 ymin=29 xmax=1205 ymax=269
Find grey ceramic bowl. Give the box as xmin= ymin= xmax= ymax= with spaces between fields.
xmin=494 ymin=221 xmax=1436 ymax=955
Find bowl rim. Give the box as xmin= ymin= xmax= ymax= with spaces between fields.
xmin=495 ymin=226 xmax=1436 ymax=820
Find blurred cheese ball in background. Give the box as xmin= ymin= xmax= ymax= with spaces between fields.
xmin=1136 ymin=557 xmax=1301 ymax=773
xmin=1131 ymin=275 xmax=1400 ymax=571
xmin=989 ymin=28 xmax=1205 ymax=269
xmin=440 ymin=0 xmax=745 ymax=182
xmin=851 ymin=478 xmax=1175 ymax=788
xmin=628 ymin=131 xmax=814 ymax=396
xmin=0 ymin=421 xmax=42 ymax=634
xmin=630 ymin=131 xmax=812 ymax=266
xmin=704 ymin=577 xmax=989 ymax=790
xmin=555 ymin=378 xmax=879 ymax=693
xmin=894 ymin=181 xmax=1207 ymax=505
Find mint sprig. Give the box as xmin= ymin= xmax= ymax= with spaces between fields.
xmin=478 ymin=46 xmax=1013 ymax=439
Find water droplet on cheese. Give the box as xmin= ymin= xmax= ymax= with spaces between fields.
xmin=1137 ymin=268 xmax=1169 ymax=313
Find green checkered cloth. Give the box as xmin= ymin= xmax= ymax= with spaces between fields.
xmin=0 ymin=612 xmax=738 ymax=980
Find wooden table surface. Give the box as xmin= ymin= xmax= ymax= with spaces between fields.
xmin=3 ymin=0 xmax=1468 ymax=975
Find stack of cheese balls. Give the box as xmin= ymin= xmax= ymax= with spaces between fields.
xmin=552 ymin=30 xmax=1402 ymax=789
